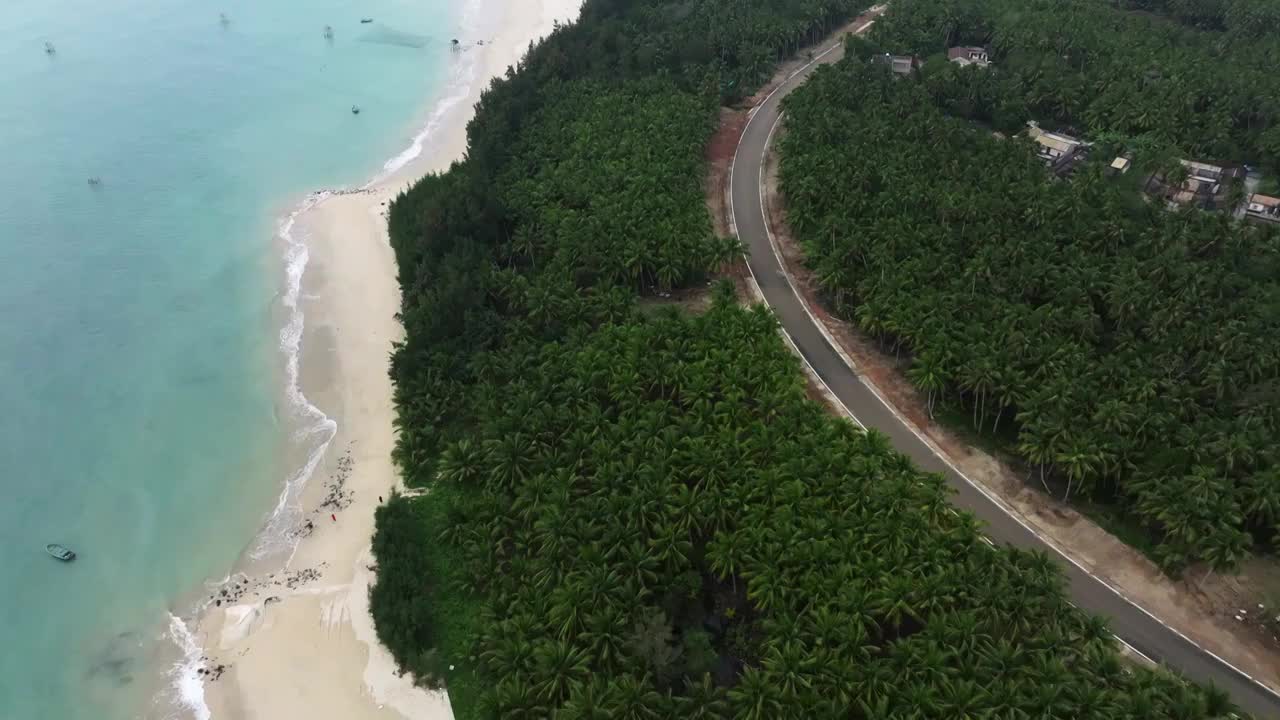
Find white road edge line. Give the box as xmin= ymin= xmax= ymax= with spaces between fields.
xmin=1115 ymin=633 xmax=1159 ymax=667
xmin=730 ymin=38 xmax=867 ymax=431
xmin=724 ymin=15 xmax=1280 ymax=702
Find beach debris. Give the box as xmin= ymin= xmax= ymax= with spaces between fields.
xmin=317 ymin=445 xmax=356 ymax=513
xmin=290 ymin=518 xmax=316 ymax=540
xmin=310 ymin=187 xmax=375 ymax=197
xmin=324 ymin=25 xmax=334 ymax=40
xmin=285 ymin=566 xmax=324 ymax=589
xmin=204 ymin=566 xmax=326 ymax=608
xmin=45 ymin=41 xmax=56 ymax=55
xmin=195 ymin=659 xmax=229 ymax=681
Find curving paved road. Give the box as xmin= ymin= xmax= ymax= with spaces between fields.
xmin=729 ymin=22 xmax=1280 ymax=719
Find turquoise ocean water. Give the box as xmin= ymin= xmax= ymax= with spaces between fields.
xmin=0 ymin=0 xmax=476 ymax=717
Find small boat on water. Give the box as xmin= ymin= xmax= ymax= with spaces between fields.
xmin=360 ymin=17 xmax=373 ymax=23
xmin=46 ymin=544 xmax=76 ymax=562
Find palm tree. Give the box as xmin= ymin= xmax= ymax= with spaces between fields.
xmin=906 ymin=350 xmax=949 ymax=419
xmin=727 ymin=667 xmax=783 ymax=720
xmin=936 ymin=676 xmax=991 ymax=718
xmin=480 ymin=629 xmax=535 ymax=677
xmin=1211 ymin=429 xmax=1257 ymax=476
xmin=1241 ymin=468 xmax=1280 ymax=528
xmin=744 ymin=562 xmax=789 ymax=614
xmin=762 ymin=640 xmax=815 ymax=701
xmin=619 ymin=540 xmax=661 ymax=589
xmin=580 ymin=610 xmax=629 ymax=672
xmin=488 ymin=432 xmax=537 ymax=489
xmin=959 ymin=356 xmax=998 ymax=432
xmin=1017 ymin=426 xmax=1056 ymax=494
xmin=549 ymin=580 xmax=589 ymax=640
xmin=532 ymin=640 xmax=590 ymax=703
xmin=1055 ymin=437 xmax=1102 ymax=502
xmin=610 ymin=673 xmax=664 ymax=720
xmin=707 ymin=531 xmax=746 ymax=589
xmin=559 ymin=679 xmax=615 ymax=720
xmin=437 ymin=438 xmax=485 ymax=486
xmin=679 ymin=674 xmax=728 ymax=720
xmin=1201 ymin=682 xmax=1239 ymax=719
xmin=489 ymin=676 xmax=543 ymax=717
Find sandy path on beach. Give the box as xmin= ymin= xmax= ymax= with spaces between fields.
xmin=194 ymin=1 xmax=582 ymax=718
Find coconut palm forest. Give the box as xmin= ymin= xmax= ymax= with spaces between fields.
xmin=369 ymin=0 xmax=1262 ymax=716
xmin=780 ymin=0 xmax=1280 ymax=574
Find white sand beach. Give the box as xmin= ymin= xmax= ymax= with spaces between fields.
xmin=193 ymin=1 xmax=581 ymax=718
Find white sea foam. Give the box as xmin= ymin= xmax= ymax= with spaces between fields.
xmin=164 ymin=614 xmax=211 ymax=720
xmin=367 ymin=0 xmax=485 ymax=186
xmin=157 ymin=1 xmax=505 ymax=717
xmin=250 ymin=191 xmax=340 ymax=561
xmin=373 ymin=63 xmax=476 ymax=181
xmin=255 ymin=0 xmax=496 ymax=562
xmin=255 ymin=0 xmax=490 ymax=557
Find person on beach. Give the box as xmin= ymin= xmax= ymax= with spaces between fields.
xmin=331 ymin=513 xmax=336 ymax=522
xmin=378 ymin=495 xmax=383 ymax=503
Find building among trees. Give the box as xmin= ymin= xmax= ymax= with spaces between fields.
xmin=872 ymin=52 xmax=920 ymax=77
xmin=1025 ymin=122 xmax=1089 ymax=177
xmin=947 ymin=45 xmax=990 ymax=68
xmin=1245 ymin=192 xmax=1280 ymax=224
xmin=1145 ymin=159 xmax=1244 ymax=210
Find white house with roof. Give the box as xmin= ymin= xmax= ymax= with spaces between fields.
xmin=873 ymin=53 xmax=920 ymax=77
xmin=1025 ymin=122 xmax=1090 ymax=176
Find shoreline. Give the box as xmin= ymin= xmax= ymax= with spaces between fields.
xmin=176 ymin=1 xmax=582 ymax=718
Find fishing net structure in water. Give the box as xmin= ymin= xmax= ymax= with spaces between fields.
xmin=359 ymin=24 xmax=430 ymax=49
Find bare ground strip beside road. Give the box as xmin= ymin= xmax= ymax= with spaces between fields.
xmin=706 ymin=7 xmax=1280 ymax=715
xmin=756 ymin=122 xmax=1280 ymax=692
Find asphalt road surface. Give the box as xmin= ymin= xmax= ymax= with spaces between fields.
xmin=729 ymin=27 xmax=1280 ymax=719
